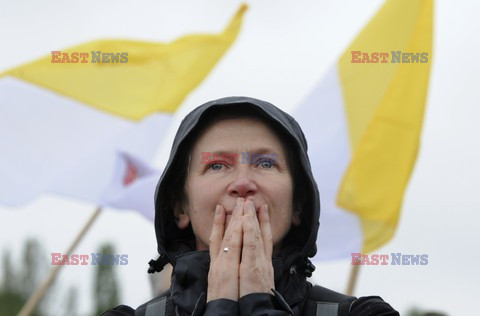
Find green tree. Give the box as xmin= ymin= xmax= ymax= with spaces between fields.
xmin=0 ymin=240 xmax=45 ymax=316
xmin=93 ymin=243 xmax=120 ymax=315
xmin=0 ymin=250 xmax=24 ymax=315
xmin=63 ymin=286 xmax=78 ymax=315
xmin=20 ymin=239 xmax=44 ymax=299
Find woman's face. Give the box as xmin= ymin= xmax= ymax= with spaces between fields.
xmin=176 ymin=117 xmax=300 ymax=255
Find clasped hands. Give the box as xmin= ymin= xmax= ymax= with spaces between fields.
xmin=207 ymin=197 xmax=275 ymax=302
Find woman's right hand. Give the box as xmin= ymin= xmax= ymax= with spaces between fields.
xmin=207 ymin=197 xmax=245 ymax=302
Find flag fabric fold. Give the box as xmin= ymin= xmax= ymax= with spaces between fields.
xmin=1 ymin=4 xmax=247 ymax=120
xmin=0 ymin=5 xmax=246 ymax=208
xmin=0 ymin=76 xmax=171 ymax=206
xmin=295 ymin=0 xmax=433 ymax=259
xmin=100 ymin=152 xmax=161 ymax=222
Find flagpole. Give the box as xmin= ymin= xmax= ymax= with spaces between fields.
xmin=346 ymin=264 xmax=360 ymax=296
xmin=18 ymin=206 xmax=103 ymax=316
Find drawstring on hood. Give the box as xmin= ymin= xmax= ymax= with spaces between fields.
xmin=150 ymin=96 xmax=320 ymax=278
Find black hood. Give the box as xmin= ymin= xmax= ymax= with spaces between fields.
xmin=152 ymin=96 xmax=320 ymax=274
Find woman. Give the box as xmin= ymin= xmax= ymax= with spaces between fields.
xmin=104 ymin=97 xmax=398 ymax=315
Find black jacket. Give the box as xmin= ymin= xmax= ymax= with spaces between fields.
xmin=103 ymin=97 xmax=399 ymax=316
xmin=104 ymin=251 xmax=398 ymax=315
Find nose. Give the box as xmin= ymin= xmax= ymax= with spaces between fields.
xmin=227 ymin=166 xmax=257 ymax=198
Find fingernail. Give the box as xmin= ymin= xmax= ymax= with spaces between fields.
xmin=215 ymin=205 xmax=220 ymax=215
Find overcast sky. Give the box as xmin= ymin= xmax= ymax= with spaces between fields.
xmin=1 ymin=0 xmax=479 ymax=315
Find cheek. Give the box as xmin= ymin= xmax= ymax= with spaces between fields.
xmin=188 ymin=207 xmax=215 ymax=243
xmin=267 ymin=181 xmax=294 ymax=239
xmin=184 ymin=182 xmax=219 ymax=242
xmin=270 ymin=211 xmax=293 ymax=247
xmin=273 ymin=180 xmax=294 ymax=211
xmin=187 ymin=174 xmax=223 ymax=202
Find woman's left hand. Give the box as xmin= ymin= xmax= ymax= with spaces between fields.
xmin=239 ymin=198 xmax=275 ymax=297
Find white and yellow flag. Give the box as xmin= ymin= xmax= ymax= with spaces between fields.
xmin=0 ymin=5 xmax=247 ymax=207
xmin=295 ymin=0 xmax=433 ymax=259
xmin=100 ymin=152 xmax=162 ymax=221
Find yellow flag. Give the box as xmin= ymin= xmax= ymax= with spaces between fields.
xmin=2 ymin=5 xmax=247 ymax=120
xmin=337 ymin=0 xmax=433 ymax=252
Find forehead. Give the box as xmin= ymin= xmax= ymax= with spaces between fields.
xmin=191 ymin=117 xmax=286 ymax=153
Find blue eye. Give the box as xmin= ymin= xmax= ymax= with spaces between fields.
xmin=208 ymin=162 xmax=224 ymax=170
xmin=258 ymin=159 xmax=274 ymax=168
